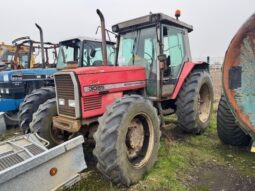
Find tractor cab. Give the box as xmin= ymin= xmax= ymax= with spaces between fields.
xmin=11 ymin=36 xmax=58 ymax=69
xmin=112 ymin=12 xmax=193 ymax=98
xmin=0 ymin=43 xmax=31 ymax=71
xmin=56 ymin=37 xmax=115 ymax=70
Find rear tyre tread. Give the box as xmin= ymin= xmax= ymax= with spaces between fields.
xmin=176 ymin=69 xmax=213 ymax=134
xmin=217 ymin=95 xmax=251 ymax=146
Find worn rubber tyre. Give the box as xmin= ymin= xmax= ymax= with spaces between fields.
xmin=93 ymin=95 xmax=161 ymax=186
xmin=4 ymin=111 xmax=19 ymax=127
xmin=19 ymin=86 xmax=55 ymax=133
xmin=29 ymin=98 xmax=64 ymax=148
xmin=176 ymin=69 xmax=213 ymax=134
xmin=217 ymin=95 xmax=251 ymax=146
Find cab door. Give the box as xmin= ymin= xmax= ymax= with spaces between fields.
xmin=161 ymin=25 xmax=186 ymax=97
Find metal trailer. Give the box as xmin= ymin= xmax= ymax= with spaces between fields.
xmin=0 ymin=134 xmax=86 ymax=191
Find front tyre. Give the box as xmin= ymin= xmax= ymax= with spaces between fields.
xmin=4 ymin=111 xmax=19 ymax=127
xmin=19 ymin=86 xmax=55 ymax=133
xmin=93 ymin=95 xmax=161 ymax=186
xmin=29 ymin=98 xmax=66 ymax=148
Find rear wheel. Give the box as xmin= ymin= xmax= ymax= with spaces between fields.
xmin=217 ymin=94 xmax=251 ymax=146
xmin=93 ymin=95 xmax=161 ymax=186
xmin=29 ymin=98 xmax=67 ymax=148
xmin=19 ymin=86 xmax=55 ymax=133
xmin=176 ymin=69 xmax=213 ymax=134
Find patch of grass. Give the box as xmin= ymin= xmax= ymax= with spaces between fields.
xmin=67 ymin=167 xmax=120 ymax=191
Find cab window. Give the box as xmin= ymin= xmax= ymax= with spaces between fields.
xmin=163 ymin=26 xmax=185 ymax=79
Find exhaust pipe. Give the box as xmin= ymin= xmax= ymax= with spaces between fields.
xmin=35 ymin=23 xmax=45 ymax=68
xmin=96 ymin=9 xmax=107 ymax=66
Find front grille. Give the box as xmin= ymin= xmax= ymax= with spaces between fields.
xmin=55 ymin=74 xmax=76 ymax=117
xmin=84 ymin=95 xmax=102 ymax=112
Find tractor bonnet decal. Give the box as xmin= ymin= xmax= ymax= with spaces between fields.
xmin=84 ymin=81 xmax=145 ymax=93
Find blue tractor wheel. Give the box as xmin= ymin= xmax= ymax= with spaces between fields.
xmin=18 ymin=86 xmax=55 ymax=133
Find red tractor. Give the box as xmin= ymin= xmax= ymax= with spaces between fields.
xmin=30 ymin=10 xmax=213 ymax=186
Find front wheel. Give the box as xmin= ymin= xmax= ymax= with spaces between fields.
xmin=176 ymin=69 xmax=214 ymax=134
xmin=93 ymin=95 xmax=161 ymax=186
xmin=19 ymin=86 xmax=55 ymax=133
xmin=29 ymin=98 xmax=67 ymax=148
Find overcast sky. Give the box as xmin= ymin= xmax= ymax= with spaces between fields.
xmin=0 ymin=0 xmax=254 ymax=61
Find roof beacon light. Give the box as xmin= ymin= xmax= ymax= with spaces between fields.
xmin=175 ymin=9 xmax=181 ymax=20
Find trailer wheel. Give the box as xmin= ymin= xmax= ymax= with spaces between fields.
xmin=176 ymin=69 xmax=213 ymax=134
xmin=217 ymin=95 xmax=251 ymax=146
xmin=19 ymin=86 xmax=55 ymax=133
xmin=29 ymin=98 xmax=66 ymax=148
xmin=93 ymin=95 xmax=161 ymax=186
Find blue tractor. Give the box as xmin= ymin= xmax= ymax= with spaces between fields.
xmin=0 ymin=24 xmax=58 ymax=129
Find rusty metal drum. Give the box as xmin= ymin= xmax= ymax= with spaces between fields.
xmin=223 ymin=13 xmax=255 ymax=137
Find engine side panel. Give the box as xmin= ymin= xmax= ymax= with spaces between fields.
xmin=77 ymin=67 xmax=146 ymax=118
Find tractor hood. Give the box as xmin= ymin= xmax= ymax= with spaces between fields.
xmin=57 ymin=66 xmax=146 ymax=97
xmin=0 ymin=68 xmax=57 ymax=82
xmin=54 ymin=65 xmax=146 ymax=119
xmin=67 ymin=66 xmax=145 ymax=75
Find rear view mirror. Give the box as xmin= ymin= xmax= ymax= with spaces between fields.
xmin=158 ymin=54 xmax=167 ymax=62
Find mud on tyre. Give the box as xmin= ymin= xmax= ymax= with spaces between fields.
xmin=93 ymin=95 xmax=161 ymax=186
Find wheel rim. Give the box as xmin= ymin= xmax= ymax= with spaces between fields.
xmin=125 ymin=112 xmax=154 ymax=169
xmin=198 ymin=83 xmax=212 ymax=123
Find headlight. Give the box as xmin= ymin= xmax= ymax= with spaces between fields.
xmin=5 ymin=88 xmax=9 ymax=94
xmin=0 ymin=89 xmax=4 ymax=94
xmin=68 ymin=100 xmax=75 ymax=108
xmin=11 ymin=74 xmax=22 ymax=81
xmin=3 ymin=74 xmax=9 ymax=82
xmin=58 ymin=98 xmax=65 ymax=106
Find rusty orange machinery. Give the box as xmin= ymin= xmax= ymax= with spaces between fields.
xmin=222 ymin=13 xmax=255 ymax=139
xmin=0 ymin=42 xmax=35 ymax=68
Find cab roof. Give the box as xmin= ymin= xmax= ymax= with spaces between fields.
xmin=60 ymin=36 xmax=115 ymax=45
xmin=112 ymin=13 xmax=193 ymax=33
